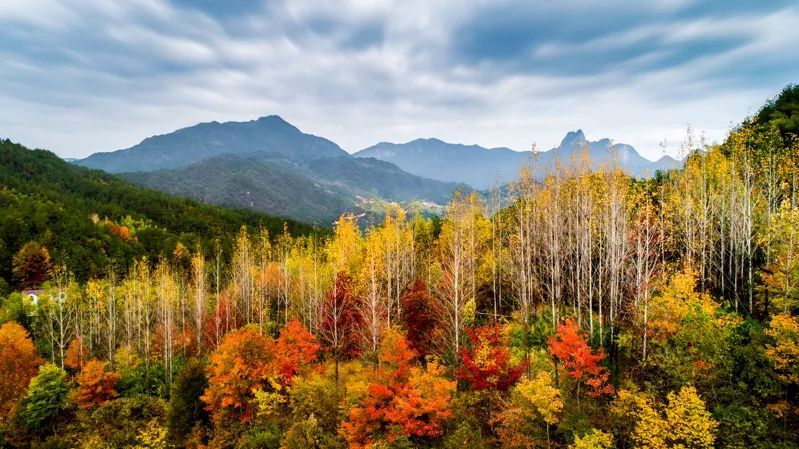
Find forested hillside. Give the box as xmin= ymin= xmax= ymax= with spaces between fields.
xmin=1 ymin=85 xmax=798 ymax=449
xmin=0 ymin=139 xmax=316 ymax=289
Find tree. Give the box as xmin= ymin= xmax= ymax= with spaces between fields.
xmin=400 ymin=279 xmax=440 ymax=359
xmin=64 ymin=335 xmax=88 ymax=370
xmin=765 ymin=313 xmax=799 ymax=384
xmin=0 ymin=321 xmax=42 ymax=419
xmin=72 ymin=359 xmax=120 ymax=408
xmin=759 ymin=202 xmax=799 ymax=314
xmin=201 ymin=324 xmax=275 ymax=423
xmin=665 ymin=387 xmax=718 ymax=449
xmin=342 ymin=328 xmax=455 ymax=448
xmin=358 ymin=228 xmax=388 ymax=360
xmin=497 ymin=370 xmax=563 ymax=449
xmin=167 ymin=359 xmax=209 ymax=448
xmin=458 ymin=323 xmax=525 ymax=392
xmin=274 ymin=320 xmax=320 ymax=385
xmin=628 ymin=386 xmax=718 ymax=449
xmin=12 ymin=241 xmax=52 ymax=288
xmin=22 ymin=363 xmax=68 ymax=432
xmin=435 ymin=192 xmax=489 ymax=360
xmin=570 ymin=429 xmax=614 ymax=449
xmin=547 ymin=319 xmax=613 ymax=404
xmin=319 ymin=272 xmax=360 ymax=383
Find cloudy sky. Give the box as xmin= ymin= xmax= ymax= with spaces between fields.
xmin=1 ymin=0 xmax=797 ymax=160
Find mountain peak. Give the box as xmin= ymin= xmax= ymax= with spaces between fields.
xmin=78 ymin=115 xmax=347 ymax=173
xmin=560 ymin=129 xmax=586 ymax=148
xmin=256 ymin=114 xmax=287 ymax=124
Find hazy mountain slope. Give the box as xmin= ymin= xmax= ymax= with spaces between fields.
xmin=77 ymin=115 xmax=348 ymax=173
xmin=355 ymin=138 xmax=531 ymax=189
xmin=356 ymin=131 xmax=684 ymax=188
xmin=301 ymin=156 xmax=462 ymax=203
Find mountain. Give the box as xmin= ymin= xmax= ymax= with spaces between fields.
xmin=0 ymin=139 xmax=315 ymax=285
xmin=122 ymin=152 xmax=461 ymax=224
xmin=356 ymin=131 xmax=684 ymax=189
xmin=122 ymin=154 xmax=358 ymax=224
xmin=354 ymin=138 xmax=530 ymax=190
xmin=77 ymin=115 xmax=348 ymax=173
xmin=78 ymin=116 xmax=461 ymax=224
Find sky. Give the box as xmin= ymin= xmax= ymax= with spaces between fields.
xmin=1 ymin=0 xmax=797 ymax=161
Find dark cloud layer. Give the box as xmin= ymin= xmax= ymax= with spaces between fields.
xmin=0 ymin=0 xmax=796 ymax=160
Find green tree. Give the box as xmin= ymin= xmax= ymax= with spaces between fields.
xmin=22 ymin=363 xmax=69 ymax=432
xmin=167 ymin=359 xmax=210 ymax=447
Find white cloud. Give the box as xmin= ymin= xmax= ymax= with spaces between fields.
xmin=0 ymin=0 xmax=795 ymax=161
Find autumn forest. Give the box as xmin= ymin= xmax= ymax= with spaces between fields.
xmin=1 ymin=86 xmax=799 ymax=449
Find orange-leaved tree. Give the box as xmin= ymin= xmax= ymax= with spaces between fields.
xmin=72 ymin=359 xmax=120 ymax=408
xmin=274 ymin=320 xmax=320 ymax=385
xmin=548 ymin=319 xmax=613 ymax=404
xmin=342 ymin=328 xmax=455 ymax=448
xmin=0 ymin=321 xmax=43 ymax=419
xmin=201 ymin=324 xmax=276 ymax=423
xmin=458 ymin=322 xmax=525 ymax=391
xmin=64 ymin=336 xmax=89 ymax=370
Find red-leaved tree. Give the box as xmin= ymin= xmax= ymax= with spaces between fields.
xmin=342 ymin=328 xmax=455 ymax=448
xmin=547 ymin=319 xmax=614 ymax=403
xmin=274 ymin=320 xmax=320 ymax=385
xmin=401 ymin=279 xmax=441 ymax=359
xmin=319 ymin=272 xmax=361 ymax=382
xmin=458 ymin=322 xmax=525 ymax=392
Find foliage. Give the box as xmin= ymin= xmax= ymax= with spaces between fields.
xmin=319 ymin=272 xmax=362 ymax=362
xmin=621 ymin=386 xmax=718 ymax=449
xmin=12 ymin=241 xmax=52 ymax=288
xmin=202 ymin=324 xmax=276 ymax=423
xmin=77 ymin=396 xmax=168 ymax=449
xmin=22 ymin=363 xmax=69 ymax=431
xmin=764 ymin=313 xmax=799 ymax=384
xmin=548 ymin=319 xmax=613 ymax=400
xmin=274 ymin=320 xmax=320 ymax=385
xmin=458 ymin=322 xmax=525 ymax=391
xmin=570 ymin=429 xmax=614 ymax=449
xmin=494 ymin=370 xmax=563 ymax=449
xmin=342 ymin=328 xmax=455 ymax=448
xmin=0 ymin=321 xmax=42 ymax=419
xmin=72 ymin=360 xmax=120 ymax=409
xmin=400 ymin=279 xmax=440 ymax=359
xmin=167 ymin=358 xmax=209 ymax=448
xmin=644 ymin=269 xmax=739 ymax=392
xmin=65 ymin=336 xmax=89 ymax=370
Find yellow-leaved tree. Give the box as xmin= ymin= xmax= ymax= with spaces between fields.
xmin=626 ymin=386 xmax=718 ymax=449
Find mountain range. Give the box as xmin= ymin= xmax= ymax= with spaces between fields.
xmin=356 ymin=130 xmax=681 ymax=189
xmin=76 ymin=117 xmax=683 ymax=222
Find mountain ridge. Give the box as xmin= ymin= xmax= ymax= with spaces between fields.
xmin=77 ymin=115 xmax=348 ymax=173
xmin=355 ymin=130 xmax=683 ymax=189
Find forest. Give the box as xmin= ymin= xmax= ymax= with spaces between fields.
xmin=0 ymin=85 xmax=798 ymax=449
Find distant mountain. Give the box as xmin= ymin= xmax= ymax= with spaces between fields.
xmin=355 ymin=138 xmax=530 ymax=190
xmin=356 ymin=131 xmax=684 ymax=189
xmin=78 ymin=116 xmax=461 ymax=223
xmin=77 ymin=115 xmax=348 ymax=173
